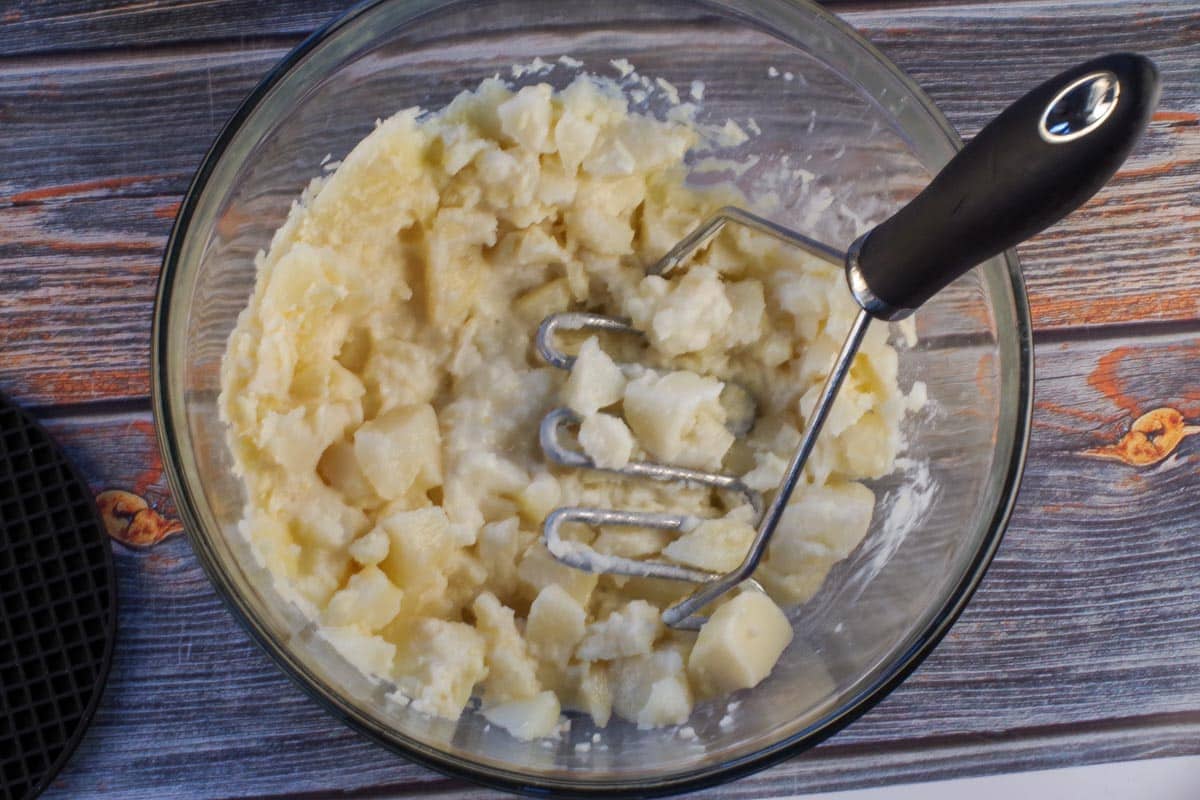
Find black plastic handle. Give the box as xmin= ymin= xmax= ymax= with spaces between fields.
xmin=850 ymin=53 xmax=1160 ymax=319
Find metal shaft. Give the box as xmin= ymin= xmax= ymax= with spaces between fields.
xmin=650 ymin=206 xmax=844 ymax=275
xmin=662 ymin=308 xmax=873 ymax=627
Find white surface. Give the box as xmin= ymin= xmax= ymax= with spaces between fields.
xmin=793 ymin=756 xmax=1200 ymax=800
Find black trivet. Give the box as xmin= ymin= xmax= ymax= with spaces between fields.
xmin=0 ymin=394 xmax=116 ymax=800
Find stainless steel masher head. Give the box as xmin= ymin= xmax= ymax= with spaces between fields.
xmin=536 ymin=54 xmax=1160 ymax=629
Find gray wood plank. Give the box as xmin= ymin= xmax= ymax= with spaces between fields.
xmin=3 ymin=0 xmax=1196 ymax=203
xmin=34 ymin=329 xmax=1200 ymax=797
xmin=0 ymin=195 xmax=173 ymax=406
xmin=0 ymin=0 xmax=1197 ymax=409
xmin=849 ymin=0 xmax=1200 ymax=333
xmin=0 ymin=0 xmax=975 ymax=58
xmin=0 ymin=0 xmax=338 ymax=56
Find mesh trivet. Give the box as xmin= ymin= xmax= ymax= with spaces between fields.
xmin=0 ymin=394 xmax=116 ymax=800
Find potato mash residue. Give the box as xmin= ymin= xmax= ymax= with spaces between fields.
xmin=219 ymin=72 xmax=920 ymax=739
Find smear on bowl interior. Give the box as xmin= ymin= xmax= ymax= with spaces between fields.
xmin=218 ymin=63 xmax=923 ymax=740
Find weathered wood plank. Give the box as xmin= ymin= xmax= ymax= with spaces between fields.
xmin=0 ymin=46 xmax=282 ymax=202
xmin=0 ymin=0 xmax=994 ymax=58
xmin=0 ymin=0 xmax=1197 ymax=408
xmin=847 ymin=1 xmax=1200 ymax=333
xmin=3 ymin=1 xmax=1195 ymax=202
xmin=0 ymin=1 xmax=334 ymax=56
xmin=35 ymin=329 xmax=1200 ymax=797
xmin=0 ymin=195 xmax=175 ymax=404
xmin=42 ymin=407 xmax=178 ymax=523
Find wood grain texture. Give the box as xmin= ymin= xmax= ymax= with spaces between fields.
xmin=0 ymin=0 xmax=339 ymax=56
xmin=2 ymin=0 xmax=1198 ymax=797
xmin=33 ymin=330 xmax=1200 ymax=797
xmin=845 ymin=0 xmax=1200 ymax=334
xmin=0 ymin=0 xmax=981 ymax=57
xmin=0 ymin=0 xmax=1198 ymax=408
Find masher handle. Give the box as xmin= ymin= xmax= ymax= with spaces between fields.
xmin=848 ymin=53 xmax=1160 ymax=320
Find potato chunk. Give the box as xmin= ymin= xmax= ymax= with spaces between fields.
xmin=379 ymin=507 xmax=455 ymax=617
xmin=769 ymin=481 xmax=876 ymax=571
xmin=578 ymin=412 xmax=635 ymax=469
xmin=576 ymin=600 xmax=662 ymax=661
xmin=483 ymin=691 xmax=561 ymax=740
xmin=320 ymin=626 xmax=396 ymax=678
xmin=476 ymin=517 xmax=522 ymax=601
xmin=318 ymin=439 xmax=380 ymax=507
xmin=516 ymin=472 xmax=561 ymax=526
xmin=518 ymin=543 xmax=598 ymax=606
xmin=526 ymin=584 xmax=587 ymax=668
xmin=563 ymin=337 xmax=626 ymax=417
xmin=322 ymin=566 xmax=404 ymax=632
xmin=688 ymin=591 xmax=793 ymax=697
xmin=395 ymin=619 xmax=488 ymax=719
xmin=498 ymin=84 xmax=555 ymax=153
xmin=623 ymin=370 xmax=733 ymax=469
xmin=348 ymin=527 xmax=389 ymax=566
xmin=611 ymin=647 xmax=692 ymax=728
xmin=422 ymin=207 xmax=497 ymax=329
xmin=663 ymin=516 xmax=755 ymax=574
xmin=353 ymin=404 xmax=442 ymax=501
xmin=473 ymin=592 xmax=541 ymax=705
xmin=555 ymin=109 xmax=600 ymax=172
xmin=648 ymin=267 xmax=733 ymax=357
xmin=563 ymin=662 xmax=613 ymax=727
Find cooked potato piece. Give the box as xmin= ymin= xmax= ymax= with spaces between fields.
xmin=518 ymin=543 xmax=599 ymax=607
xmin=483 ymin=691 xmax=562 ymax=740
xmin=318 ymin=439 xmax=380 ymax=507
xmin=474 ymin=592 xmax=542 ymax=705
xmin=769 ymin=481 xmax=876 ymax=570
xmin=648 ymin=267 xmax=733 ymax=357
xmin=348 ymin=526 xmax=389 ymax=567
xmin=611 ymin=647 xmax=693 ymax=728
xmin=555 ymin=110 xmax=600 ymax=172
xmin=498 ymin=84 xmax=555 ymax=153
xmin=663 ymin=516 xmax=755 ymax=574
xmin=527 ymin=584 xmax=588 ymax=668
xmin=623 ymin=370 xmax=733 ymax=469
xmin=576 ymin=600 xmax=662 ymax=661
xmin=592 ymin=527 xmax=671 ymax=559
xmin=578 ymin=412 xmax=635 ymax=469
xmin=476 ymin=518 xmax=522 ymax=601
xmin=563 ymin=662 xmax=613 ymax=727
xmin=423 ymin=208 xmax=497 ymax=329
xmin=354 ymin=404 xmax=442 ymax=501
xmin=394 ymin=618 xmax=487 ymax=718
xmin=320 ymin=626 xmax=396 ymax=678
xmin=563 ymin=337 xmax=626 ymax=417
xmin=516 ymin=472 xmax=561 ymax=526
xmin=514 ymin=277 xmax=572 ymax=323
xmin=379 ymin=507 xmax=454 ymax=617
xmin=688 ymin=591 xmax=793 ymax=697
xmin=322 ymin=566 xmax=404 ymax=631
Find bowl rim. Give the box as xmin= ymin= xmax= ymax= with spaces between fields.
xmin=151 ymin=0 xmax=1034 ymax=794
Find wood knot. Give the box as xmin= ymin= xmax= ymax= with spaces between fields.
xmin=1082 ymin=407 xmax=1200 ymax=467
xmin=96 ymin=489 xmax=184 ymax=548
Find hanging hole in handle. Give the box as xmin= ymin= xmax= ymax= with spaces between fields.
xmin=1038 ymin=70 xmax=1121 ymax=143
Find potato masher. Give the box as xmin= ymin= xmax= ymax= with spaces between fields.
xmin=536 ymin=53 xmax=1159 ymax=629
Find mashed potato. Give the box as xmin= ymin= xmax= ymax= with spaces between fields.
xmin=219 ymin=72 xmax=919 ymax=739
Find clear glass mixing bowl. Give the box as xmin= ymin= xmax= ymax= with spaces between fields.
xmin=153 ymin=0 xmax=1033 ymax=794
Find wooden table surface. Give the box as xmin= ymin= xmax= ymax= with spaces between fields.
xmin=2 ymin=0 xmax=1198 ymax=797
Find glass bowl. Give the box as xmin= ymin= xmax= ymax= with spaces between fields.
xmin=152 ymin=0 xmax=1033 ymax=795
